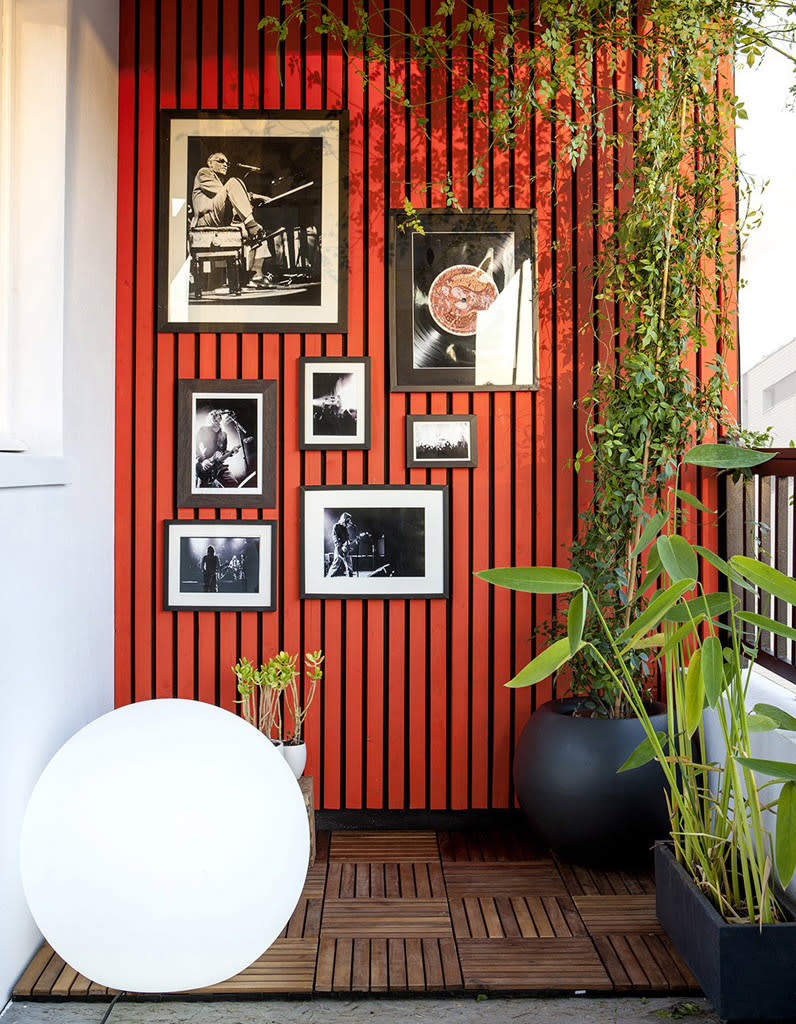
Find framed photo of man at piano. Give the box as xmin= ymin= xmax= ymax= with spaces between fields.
xmin=300 ymin=486 xmax=449 ymax=600
xmin=163 ymin=520 xmax=277 ymax=612
xmin=298 ymin=357 xmax=371 ymax=450
xmin=388 ymin=209 xmax=538 ymax=391
xmin=157 ymin=110 xmax=348 ymax=333
xmin=176 ymin=378 xmax=277 ymax=508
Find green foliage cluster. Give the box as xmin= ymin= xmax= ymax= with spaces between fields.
xmin=260 ymin=1 xmax=795 ymax=715
xmin=233 ymin=650 xmax=324 ymax=744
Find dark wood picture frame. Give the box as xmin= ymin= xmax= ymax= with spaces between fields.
xmin=157 ymin=109 xmax=348 ymax=333
xmin=406 ymin=414 xmax=478 ymax=468
xmin=389 ymin=208 xmax=539 ymax=392
xmin=300 ymin=485 xmax=449 ymax=600
xmin=163 ymin=519 xmax=277 ymax=612
xmin=298 ymin=357 xmax=371 ymax=451
xmin=176 ymin=378 xmax=277 ymax=508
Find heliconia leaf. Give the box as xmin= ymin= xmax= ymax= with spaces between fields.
xmin=747 ymin=713 xmax=781 ymax=733
xmin=567 ymin=589 xmax=588 ymax=654
xmin=631 ymin=633 xmax=665 ymax=650
xmin=682 ymin=444 xmax=774 ymax=469
xmin=775 ymin=782 xmax=796 ymax=886
xmin=663 ymin=592 xmax=733 ymax=623
xmin=751 ymin=703 xmax=796 ymax=732
xmin=729 ymin=557 xmax=796 ymax=608
xmin=476 ymin=566 xmax=583 ymax=595
xmin=657 ymin=535 xmax=699 ymax=583
xmin=676 ymin=489 xmax=716 ymax=514
xmin=736 ymin=757 xmax=796 ymax=782
xmin=694 ymin=545 xmax=755 ymax=593
xmin=701 ymin=636 xmax=724 ymax=708
xmin=618 ymin=731 xmax=668 ymax=773
xmin=685 ymin=649 xmax=704 ymax=738
xmin=505 ymin=638 xmax=583 ymax=689
xmin=630 ymin=511 xmax=669 ymax=559
xmin=617 ymin=579 xmax=696 ymax=648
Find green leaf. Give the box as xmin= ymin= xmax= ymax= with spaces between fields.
xmin=776 ymin=781 xmax=796 ymax=886
xmin=657 ymin=535 xmax=699 ymax=582
xmin=506 ymin=638 xmax=583 ymax=689
xmin=618 ymin=579 xmax=696 ymax=648
xmin=677 ymin=489 xmax=716 ymax=514
xmin=751 ymin=703 xmax=796 ymax=732
xmin=682 ymin=444 xmax=774 ymax=469
xmin=567 ymin=589 xmax=588 ymax=654
xmin=747 ymin=713 xmax=781 ymax=733
xmin=661 ymin=621 xmax=701 ymax=656
xmin=701 ymin=636 xmax=724 ymax=708
xmin=737 ymin=611 xmax=796 ymax=644
xmin=663 ymin=592 xmax=732 ymax=623
xmin=685 ymin=649 xmax=705 ymax=738
xmin=736 ymin=757 xmax=796 ymax=782
xmin=630 ymin=511 xmax=668 ymax=559
xmin=631 ymin=632 xmax=665 ymax=650
xmin=694 ymin=546 xmax=755 ymax=593
xmin=618 ymin=731 xmax=667 ymax=772
xmin=476 ymin=567 xmax=583 ymax=595
xmin=730 ymin=557 xmax=796 ymax=608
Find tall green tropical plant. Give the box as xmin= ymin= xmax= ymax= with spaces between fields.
xmin=479 ymin=442 xmax=796 ymax=925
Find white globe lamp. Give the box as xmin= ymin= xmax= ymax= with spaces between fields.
xmin=20 ymin=699 xmax=309 ymax=993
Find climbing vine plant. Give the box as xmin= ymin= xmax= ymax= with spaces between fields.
xmin=264 ymin=0 xmax=794 ymax=714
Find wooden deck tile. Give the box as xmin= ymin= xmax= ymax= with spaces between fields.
xmin=320 ymin=898 xmax=453 ymax=937
xmin=192 ymin=939 xmax=318 ymax=994
xmin=443 ymin=861 xmax=567 ymax=896
xmin=329 ymin=830 xmax=438 ymax=862
xmin=574 ymin=894 xmax=661 ymax=934
xmin=457 ymin=938 xmax=612 ymax=991
xmin=13 ymin=944 xmax=56 ymax=998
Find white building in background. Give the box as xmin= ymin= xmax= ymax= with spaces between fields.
xmin=742 ymin=336 xmax=796 ymax=446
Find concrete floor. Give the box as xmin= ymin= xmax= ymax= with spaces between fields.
xmin=1 ymin=997 xmax=717 ymax=1024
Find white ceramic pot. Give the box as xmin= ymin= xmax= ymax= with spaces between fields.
xmin=282 ymin=742 xmax=306 ymax=779
xmin=270 ymin=739 xmax=284 ymax=753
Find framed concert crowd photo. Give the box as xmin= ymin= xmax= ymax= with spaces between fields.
xmin=300 ymin=485 xmax=449 ymax=600
xmin=406 ymin=414 xmax=478 ymax=469
xmin=157 ymin=110 xmax=348 ymax=333
xmin=163 ymin=520 xmax=277 ymax=611
xmin=389 ymin=209 xmax=538 ymax=392
xmin=298 ymin=357 xmax=371 ymax=450
xmin=176 ymin=378 xmax=277 ymax=508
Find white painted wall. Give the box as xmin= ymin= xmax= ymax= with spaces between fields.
xmin=703 ymin=669 xmax=796 ymax=901
xmin=0 ymin=0 xmax=118 ymax=1006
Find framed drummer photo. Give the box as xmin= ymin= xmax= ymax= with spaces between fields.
xmin=157 ymin=110 xmax=348 ymax=333
xmin=176 ymin=378 xmax=277 ymax=508
xmin=389 ymin=209 xmax=538 ymax=391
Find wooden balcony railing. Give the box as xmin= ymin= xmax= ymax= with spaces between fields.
xmin=723 ymin=448 xmax=796 ymax=685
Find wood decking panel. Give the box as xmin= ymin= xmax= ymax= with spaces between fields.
xmin=320 ymin=898 xmax=453 ymax=937
xmin=329 ymin=831 xmax=438 ymax=862
xmin=442 ymin=861 xmax=566 ymax=896
xmin=457 ymin=938 xmax=612 ymax=990
xmin=574 ymin=894 xmax=661 ymax=933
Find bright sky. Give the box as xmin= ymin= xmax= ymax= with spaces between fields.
xmin=736 ymin=49 xmax=796 ymax=372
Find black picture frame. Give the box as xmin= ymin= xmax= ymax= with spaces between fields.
xmin=406 ymin=414 xmax=478 ymax=468
xmin=157 ymin=110 xmax=348 ymax=333
xmin=298 ymin=357 xmax=371 ymax=450
xmin=176 ymin=378 xmax=277 ymax=508
xmin=300 ymin=485 xmax=449 ymax=599
xmin=163 ymin=519 xmax=277 ymax=611
xmin=389 ymin=208 xmax=539 ymax=392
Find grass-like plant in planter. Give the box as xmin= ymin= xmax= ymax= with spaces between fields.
xmin=480 ymin=441 xmax=796 ymax=1021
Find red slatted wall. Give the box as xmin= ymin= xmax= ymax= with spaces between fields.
xmin=115 ymin=1 xmax=738 ymax=810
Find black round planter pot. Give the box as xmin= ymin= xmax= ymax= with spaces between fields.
xmin=513 ymin=698 xmax=669 ymax=867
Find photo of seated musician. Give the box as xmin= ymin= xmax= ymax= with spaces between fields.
xmin=193 ymin=398 xmax=257 ymax=492
xmin=323 ymin=507 xmax=427 ymax=579
xmin=186 ymin=135 xmax=323 ymax=304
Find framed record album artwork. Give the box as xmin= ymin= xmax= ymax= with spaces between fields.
xmin=157 ymin=110 xmax=348 ymax=333
xmin=389 ymin=209 xmax=538 ymax=392
xmin=298 ymin=357 xmax=371 ymax=450
xmin=300 ymin=485 xmax=449 ymax=599
xmin=176 ymin=378 xmax=277 ymax=508
xmin=164 ymin=520 xmax=277 ymax=611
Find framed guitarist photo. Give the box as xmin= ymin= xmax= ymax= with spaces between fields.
xmin=176 ymin=378 xmax=277 ymax=508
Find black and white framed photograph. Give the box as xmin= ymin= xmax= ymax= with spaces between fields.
xmin=406 ymin=414 xmax=477 ymax=468
xmin=164 ymin=520 xmax=277 ymax=611
xmin=389 ymin=209 xmax=538 ymax=391
xmin=176 ymin=379 xmax=277 ymax=508
xmin=300 ymin=486 xmax=448 ymax=599
xmin=298 ymin=357 xmax=370 ymax=450
xmin=158 ymin=110 xmax=348 ymax=333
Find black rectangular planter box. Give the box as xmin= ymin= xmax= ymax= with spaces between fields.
xmin=655 ymin=843 xmax=796 ymax=1022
